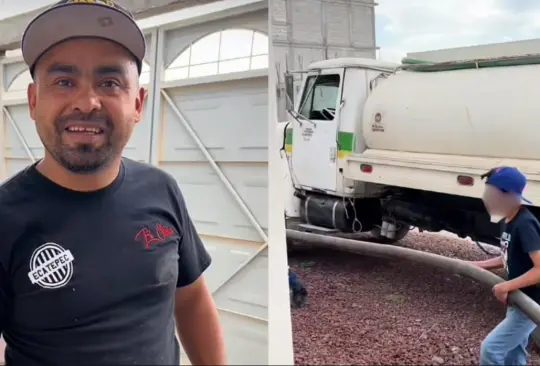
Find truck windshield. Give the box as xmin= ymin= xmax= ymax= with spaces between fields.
xmin=298 ymin=74 xmax=340 ymax=121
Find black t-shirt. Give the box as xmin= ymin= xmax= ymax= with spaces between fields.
xmin=501 ymin=207 xmax=540 ymax=303
xmin=0 ymin=158 xmax=211 ymax=365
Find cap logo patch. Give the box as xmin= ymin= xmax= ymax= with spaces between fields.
xmin=99 ymin=17 xmax=114 ymax=27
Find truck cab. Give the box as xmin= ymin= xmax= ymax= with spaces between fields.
xmin=283 ymin=58 xmax=405 ymax=240
xmin=284 ymin=58 xmax=398 ymax=197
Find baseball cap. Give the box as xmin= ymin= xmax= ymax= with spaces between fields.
xmin=481 ymin=166 xmax=532 ymax=205
xmin=21 ymin=0 xmax=146 ymax=76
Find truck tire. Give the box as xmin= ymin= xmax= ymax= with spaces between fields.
xmin=370 ymin=225 xmax=410 ymax=244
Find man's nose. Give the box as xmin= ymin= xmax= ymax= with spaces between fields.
xmin=71 ymin=84 xmax=102 ymax=114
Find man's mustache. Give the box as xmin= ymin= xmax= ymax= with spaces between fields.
xmin=55 ymin=112 xmax=113 ymax=131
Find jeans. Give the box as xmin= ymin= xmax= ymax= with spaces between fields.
xmin=288 ymin=271 xmax=302 ymax=292
xmin=480 ymin=306 xmax=537 ymax=365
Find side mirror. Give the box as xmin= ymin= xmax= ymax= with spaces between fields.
xmin=284 ymin=73 xmax=295 ymax=112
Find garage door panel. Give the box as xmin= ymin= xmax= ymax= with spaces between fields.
xmin=231 ymin=165 xmax=268 ymax=230
xmin=4 ymin=105 xmax=40 ymax=152
xmin=142 ymin=33 xmax=154 ymax=65
xmin=160 ymin=162 xmax=267 ymax=242
xmin=6 ymin=159 xmax=33 ymax=178
xmin=125 ymin=98 xmax=152 ymax=162
xmin=3 ymin=62 xmax=27 ymax=92
xmin=218 ymin=310 xmax=267 ymax=366
xmin=161 ymin=78 xmax=268 ymax=163
xmin=213 ymin=248 xmax=268 ymax=319
xmin=200 ymin=235 xmax=259 ymax=293
xmin=3 ymin=105 xmax=41 ymax=178
xmin=162 ymin=163 xmax=237 ymax=234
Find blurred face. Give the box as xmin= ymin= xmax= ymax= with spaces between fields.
xmin=27 ymin=38 xmax=146 ymax=174
xmin=482 ymin=184 xmax=520 ymax=219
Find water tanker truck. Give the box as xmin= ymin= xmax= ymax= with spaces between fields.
xmin=280 ymin=55 xmax=540 ymax=246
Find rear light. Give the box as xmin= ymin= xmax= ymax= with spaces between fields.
xmin=457 ymin=175 xmax=474 ymax=186
xmin=360 ymin=164 xmax=373 ymax=173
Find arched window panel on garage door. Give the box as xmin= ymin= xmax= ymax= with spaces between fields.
xmin=4 ymin=66 xmax=32 ymax=101
xmin=7 ymin=70 xmax=32 ymax=93
xmin=164 ymin=28 xmax=268 ymax=81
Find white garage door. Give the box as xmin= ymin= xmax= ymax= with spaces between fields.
xmin=0 ymin=5 xmax=269 ymax=365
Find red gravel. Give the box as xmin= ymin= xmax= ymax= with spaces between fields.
xmin=289 ymin=231 xmax=540 ymax=365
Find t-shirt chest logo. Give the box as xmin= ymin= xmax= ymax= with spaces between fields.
xmin=27 ymin=243 xmax=75 ymax=289
xmin=135 ymin=223 xmax=176 ymax=250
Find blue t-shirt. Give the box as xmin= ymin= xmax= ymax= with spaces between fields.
xmin=500 ymin=207 xmax=540 ymax=303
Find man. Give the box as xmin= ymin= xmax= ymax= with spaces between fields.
xmin=0 ymin=1 xmax=226 ymax=365
xmin=469 ymin=167 xmax=540 ymax=365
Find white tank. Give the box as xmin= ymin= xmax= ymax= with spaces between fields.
xmin=362 ymin=63 xmax=540 ymax=160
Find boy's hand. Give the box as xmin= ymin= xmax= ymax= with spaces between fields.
xmin=492 ymin=282 xmax=510 ymax=305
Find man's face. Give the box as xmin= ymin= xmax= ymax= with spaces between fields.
xmin=27 ymin=38 xmax=146 ymax=174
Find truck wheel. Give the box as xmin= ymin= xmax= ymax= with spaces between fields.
xmin=371 ymin=225 xmax=410 ymax=244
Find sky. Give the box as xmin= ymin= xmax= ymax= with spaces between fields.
xmin=375 ymin=0 xmax=540 ymax=62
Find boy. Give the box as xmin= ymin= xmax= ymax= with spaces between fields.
xmin=470 ymin=167 xmax=540 ymax=365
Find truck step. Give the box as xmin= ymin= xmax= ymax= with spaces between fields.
xmin=298 ymin=223 xmax=338 ymax=234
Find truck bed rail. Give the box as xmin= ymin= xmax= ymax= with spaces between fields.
xmin=400 ymin=54 xmax=540 ymax=72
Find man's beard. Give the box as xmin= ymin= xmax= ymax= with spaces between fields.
xmin=52 ymin=141 xmax=115 ymax=174
xmin=47 ymin=112 xmax=118 ymax=174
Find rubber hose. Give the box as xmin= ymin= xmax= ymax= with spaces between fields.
xmin=286 ymin=229 xmax=540 ymax=324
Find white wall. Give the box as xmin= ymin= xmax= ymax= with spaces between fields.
xmin=0 ymin=0 xmax=55 ymax=20
xmin=271 ymin=0 xmax=378 ymax=121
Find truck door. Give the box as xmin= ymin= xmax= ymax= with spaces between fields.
xmin=291 ymin=68 xmax=344 ymax=193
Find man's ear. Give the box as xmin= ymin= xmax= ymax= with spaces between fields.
xmin=134 ymin=87 xmax=147 ymax=123
xmin=28 ymin=83 xmax=37 ymax=121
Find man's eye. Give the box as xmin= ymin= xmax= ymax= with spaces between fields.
xmin=56 ymin=79 xmax=73 ymax=87
xmin=101 ymin=80 xmax=120 ymax=88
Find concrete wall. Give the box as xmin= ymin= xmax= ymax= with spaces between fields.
xmin=271 ymin=0 xmax=378 ymax=121
xmin=407 ymin=38 xmax=540 ymax=63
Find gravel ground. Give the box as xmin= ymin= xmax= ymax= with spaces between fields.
xmin=289 ymin=230 xmax=540 ymax=365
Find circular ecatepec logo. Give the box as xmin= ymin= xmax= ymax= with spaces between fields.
xmin=28 ymin=243 xmax=75 ymax=289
